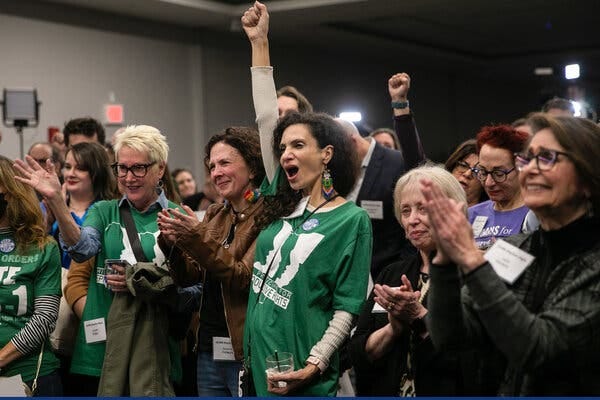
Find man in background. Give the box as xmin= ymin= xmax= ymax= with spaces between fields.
xmin=63 ymin=117 xmax=105 ymax=147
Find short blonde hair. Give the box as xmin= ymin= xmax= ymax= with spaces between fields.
xmin=394 ymin=163 xmax=467 ymax=224
xmin=114 ymin=125 xmax=169 ymax=164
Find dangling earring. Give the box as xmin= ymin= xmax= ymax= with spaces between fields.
xmin=321 ymin=167 xmax=334 ymax=200
xmin=243 ymin=188 xmax=261 ymax=203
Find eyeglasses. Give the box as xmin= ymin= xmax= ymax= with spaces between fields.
xmin=514 ymin=149 xmax=570 ymax=172
xmin=111 ymin=162 xmax=156 ymax=178
xmin=33 ymin=158 xmax=54 ymax=165
xmin=454 ymin=160 xmax=476 ymax=175
xmin=472 ymin=165 xmax=516 ymax=183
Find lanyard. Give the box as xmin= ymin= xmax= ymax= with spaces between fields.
xmin=253 ymin=194 xmax=339 ymax=305
xmin=247 ymin=195 xmax=339 ymax=365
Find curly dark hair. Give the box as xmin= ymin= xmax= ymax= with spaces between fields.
xmin=256 ymin=112 xmax=359 ymax=230
xmin=63 ymin=117 xmax=106 ymax=146
xmin=204 ymin=126 xmax=265 ymax=189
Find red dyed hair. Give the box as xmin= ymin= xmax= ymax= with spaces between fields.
xmin=476 ymin=124 xmax=529 ymax=154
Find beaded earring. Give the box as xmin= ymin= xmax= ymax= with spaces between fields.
xmin=321 ymin=167 xmax=334 ymax=200
xmin=243 ymin=188 xmax=261 ymax=203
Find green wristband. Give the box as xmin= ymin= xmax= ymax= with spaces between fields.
xmin=391 ymin=100 xmax=409 ymax=109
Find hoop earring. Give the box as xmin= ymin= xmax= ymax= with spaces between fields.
xmin=321 ymin=167 xmax=334 ymax=200
xmin=157 ymin=179 xmax=164 ymax=189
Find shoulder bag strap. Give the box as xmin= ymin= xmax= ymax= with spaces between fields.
xmin=119 ymin=202 xmax=148 ymax=262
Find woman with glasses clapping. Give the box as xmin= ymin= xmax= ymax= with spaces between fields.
xmin=467 ymin=125 xmax=530 ymax=249
xmin=423 ymin=113 xmax=600 ymax=395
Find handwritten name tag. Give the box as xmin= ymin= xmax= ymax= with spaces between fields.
xmin=484 ymin=239 xmax=535 ymax=284
xmin=84 ymin=317 xmax=107 ymax=343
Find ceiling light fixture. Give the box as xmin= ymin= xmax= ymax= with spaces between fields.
xmin=565 ymin=64 xmax=580 ymax=80
xmin=534 ymin=67 xmax=553 ymax=76
xmin=338 ymin=111 xmax=362 ymax=122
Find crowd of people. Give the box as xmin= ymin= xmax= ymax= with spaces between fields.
xmin=0 ymin=0 xmax=599 ymax=397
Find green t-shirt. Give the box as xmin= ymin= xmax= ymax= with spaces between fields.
xmin=70 ymin=199 xmax=182 ymax=382
xmin=244 ymin=199 xmax=372 ymax=396
xmin=0 ymin=231 xmax=61 ymax=382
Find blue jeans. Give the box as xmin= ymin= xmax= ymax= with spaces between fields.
xmin=24 ymin=370 xmax=63 ymax=397
xmin=197 ymin=351 xmax=242 ymax=397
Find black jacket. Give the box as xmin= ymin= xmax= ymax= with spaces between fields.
xmin=350 ymin=255 xmax=470 ymax=396
xmin=357 ymin=144 xmax=412 ymax=278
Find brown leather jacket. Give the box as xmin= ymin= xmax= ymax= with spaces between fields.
xmin=161 ymin=198 xmax=263 ymax=360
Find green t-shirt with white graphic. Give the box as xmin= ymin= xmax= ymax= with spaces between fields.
xmin=0 ymin=231 xmax=61 ymax=382
xmin=70 ymin=199 xmax=182 ymax=382
xmin=244 ymin=199 xmax=372 ymax=396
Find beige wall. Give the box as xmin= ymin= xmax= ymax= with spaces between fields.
xmin=0 ymin=13 xmax=206 ymax=179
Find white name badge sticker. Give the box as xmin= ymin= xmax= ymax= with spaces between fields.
xmin=213 ymin=336 xmax=236 ymax=361
xmin=361 ymin=200 xmax=384 ymax=220
xmin=484 ymin=239 xmax=535 ymax=284
xmin=372 ymin=286 xmax=401 ymax=313
xmin=471 ymin=215 xmax=488 ymax=238
xmin=372 ymin=302 xmax=386 ymax=313
xmin=84 ymin=317 xmax=107 ymax=344
xmin=0 ymin=374 xmax=27 ymax=396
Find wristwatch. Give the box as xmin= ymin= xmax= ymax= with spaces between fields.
xmin=305 ymin=355 xmax=327 ymax=374
xmin=391 ymin=100 xmax=409 ymax=109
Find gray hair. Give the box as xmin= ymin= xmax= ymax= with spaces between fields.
xmin=394 ymin=163 xmax=467 ymax=224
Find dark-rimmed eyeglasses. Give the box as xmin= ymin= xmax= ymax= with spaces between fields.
xmin=472 ymin=166 xmax=516 ymax=183
xmin=111 ymin=162 xmax=156 ymax=178
xmin=514 ymin=149 xmax=570 ymax=172
xmin=454 ymin=160 xmax=477 ymax=175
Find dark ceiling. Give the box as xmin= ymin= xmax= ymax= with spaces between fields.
xmin=5 ymin=0 xmax=598 ymax=83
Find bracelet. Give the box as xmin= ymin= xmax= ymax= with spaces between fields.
xmin=391 ymin=100 xmax=409 ymax=109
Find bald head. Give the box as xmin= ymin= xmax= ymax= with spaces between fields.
xmin=28 ymin=142 xmax=55 ymax=161
xmin=28 ymin=142 xmax=63 ymax=176
xmin=335 ymin=118 xmax=370 ymax=160
xmin=335 ymin=118 xmax=361 ymax=138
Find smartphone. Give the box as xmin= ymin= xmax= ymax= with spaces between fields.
xmin=105 ymin=259 xmax=130 ymax=275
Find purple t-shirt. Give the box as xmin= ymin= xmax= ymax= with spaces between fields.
xmin=468 ymin=200 xmax=529 ymax=249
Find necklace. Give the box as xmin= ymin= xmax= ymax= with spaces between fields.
xmin=222 ymin=199 xmax=261 ymax=248
xmin=254 ymin=193 xmax=340 ymax=299
xmin=304 ymin=194 xmax=340 ymax=220
xmin=231 ymin=204 xmax=253 ymax=220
